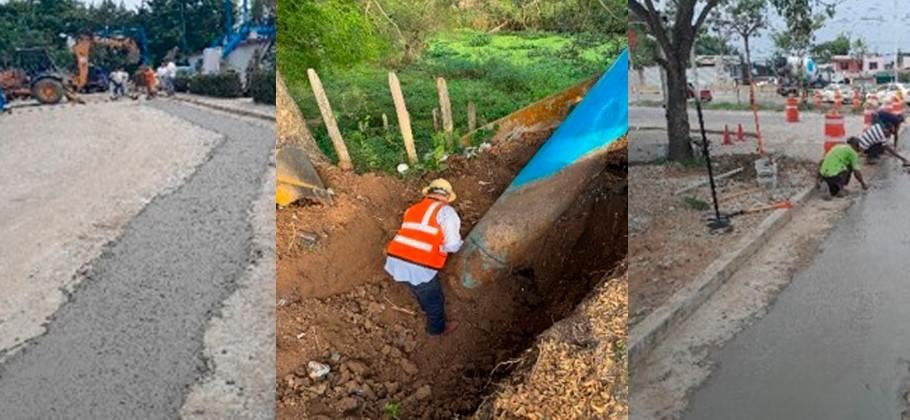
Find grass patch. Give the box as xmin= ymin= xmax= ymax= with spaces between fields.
xmin=683 ymin=196 xmax=711 ymax=211
xmin=284 ymin=29 xmax=624 ymax=173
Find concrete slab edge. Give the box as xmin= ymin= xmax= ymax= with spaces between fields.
xmin=172 ymin=95 xmax=274 ymax=122
xmin=628 ymin=184 xmax=815 ymax=367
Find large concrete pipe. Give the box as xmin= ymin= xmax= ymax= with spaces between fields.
xmin=454 ymin=49 xmax=629 ymax=289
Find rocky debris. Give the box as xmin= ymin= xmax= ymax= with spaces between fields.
xmin=384 ymin=382 xmax=400 ymax=396
xmin=344 ymin=360 xmax=369 ymax=377
xmin=399 ymin=359 xmax=419 ymax=376
xmin=414 ymin=385 xmax=432 ymax=401
xmin=307 ymin=361 xmax=331 ymax=380
xmin=306 ymin=383 xmax=328 ymax=396
xmin=335 ymin=396 xmax=360 ymax=413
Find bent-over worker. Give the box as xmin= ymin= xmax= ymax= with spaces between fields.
xmin=859 ymin=111 xmax=909 ymax=164
xmin=384 ymin=179 xmax=463 ymax=336
xmin=819 ymin=137 xmax=868 ymax=197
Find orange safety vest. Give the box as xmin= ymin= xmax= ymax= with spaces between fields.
xmin=386 ymin=197 xmax=448 ymax=269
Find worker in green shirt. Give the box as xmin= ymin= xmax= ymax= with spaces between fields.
xmin=818 ymin=137 xmax=868 ymax=198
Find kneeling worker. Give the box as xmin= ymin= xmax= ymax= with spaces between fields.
xmin=384 ymin=179 xmax=463 ymax=336
xmin=858 ymin=111 xmax=910 ymax=165
xmin=819 ymin=137 xmax=868 ymax=197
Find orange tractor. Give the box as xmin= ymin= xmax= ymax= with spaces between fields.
xmin=0 ymin=31 xmax=146 ymax=105
xmin=0 ymin=48 xmax=71 ymax=104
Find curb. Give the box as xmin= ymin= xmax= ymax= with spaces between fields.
xmin=171 ymin=95 xmax=274 ymax=122
xmin=628 ymin=184 xmax=815 ymax=367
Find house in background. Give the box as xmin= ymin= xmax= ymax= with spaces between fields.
xmin=831 ymin=54 xmax=888 ymax=82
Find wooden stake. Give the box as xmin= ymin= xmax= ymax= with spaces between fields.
xmin=432 ymin=108 xmax=440 ymax=132
xmin=467 ymin=101 xmax=477 ymax=132
xmin=436 ymin=77 xmax=454 ymax=147
xmin=388 ymin=71 xmax=418 ymax=164
xmin=465 ymin=102 xmax=477 ymax=146
xmin=382 ymin=113 xmax=389 ymax=132
xmin=307 ymin=68 xmax=352 ymax=171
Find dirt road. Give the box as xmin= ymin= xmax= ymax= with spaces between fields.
xmin=683 ymin=164 xmax=910 ymax=419
xmin=0 ymin=100 xmax=274 ymax=418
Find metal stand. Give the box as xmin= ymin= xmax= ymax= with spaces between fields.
xmin=694 ymin=98 xmax=731 ymax=232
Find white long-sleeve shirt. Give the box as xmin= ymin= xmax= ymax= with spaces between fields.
xmin=384 ymin=204 xmax=463 ymax=285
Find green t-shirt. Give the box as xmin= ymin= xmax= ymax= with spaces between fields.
xmin=820 ymin=144 xmax=861 ymax=177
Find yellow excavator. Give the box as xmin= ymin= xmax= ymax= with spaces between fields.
xmin=71 ymin=31 xmax=146 ymax=93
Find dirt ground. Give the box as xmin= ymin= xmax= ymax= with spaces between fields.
xmin=275 ymin=131 xmax=628 ymax=418
xmin=628 ymin=154 xmax=815 ymax=326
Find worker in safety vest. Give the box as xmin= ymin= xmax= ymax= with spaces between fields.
xmin=384 ymin=179 xmax=463 ymax=336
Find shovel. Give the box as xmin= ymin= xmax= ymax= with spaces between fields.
xmin=728 ymin=200 xmax=793 ymax=218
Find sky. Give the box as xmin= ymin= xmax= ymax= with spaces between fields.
xmin=745 ymin=0 xmax=909 ymax=60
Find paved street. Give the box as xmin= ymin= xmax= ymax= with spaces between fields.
xmin=683 ymin=165 xmax=910 ymax=419
xmin=0 ymin=99 xmax=274 ymax=418
xmin=630 ymin=105 xmax=868 ymax=162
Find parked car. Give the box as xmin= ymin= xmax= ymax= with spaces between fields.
xmin=819 ymin=82 xmax=849 ymax=103
xmin=687 ymin=83 xmax=713 ymax=102
xmin=875 ymin=82 xmax=910 ymax=104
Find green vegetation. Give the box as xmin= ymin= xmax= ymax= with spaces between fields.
xmin=383 ymin=400 xmax=401 ymax=419
xmin=249 ymin=69 xmax=276 ymax=104
xmin=279 ymin=0 xmax=625 ymax=173
xmin=0 ymin=0 xmax=261 ymax=69
xmin=683 ymin=196 xmax=711 ymax=211
xmin=292 ymin=30 xmax=623 ymax=173
xmin=188 ymin=71 xmax=244 ymax=98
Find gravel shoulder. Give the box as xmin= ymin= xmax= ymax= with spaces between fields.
xmin=0 ymin=100 xmax=219 ymax=358
xmin=0 ymin=100 xmax=274 ymax=418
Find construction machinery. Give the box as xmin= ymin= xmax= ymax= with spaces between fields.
xmin=0 ymin=48 xmax=70 ymax=104
xmin=775 ymin=55 xmax=822 ymax=96
xmin=71 ymin=28 xmax=149 ymax=93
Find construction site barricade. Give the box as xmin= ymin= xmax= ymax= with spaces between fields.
xmin=786 ymin=95 xmax=799 ymax=123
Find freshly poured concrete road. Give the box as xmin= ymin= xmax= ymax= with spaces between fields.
xmin=683 ymin=166 xmax=910 ymax=419
xmin=0 ymin=101 xmax=274 ymax=418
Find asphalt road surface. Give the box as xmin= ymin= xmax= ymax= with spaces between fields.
xmin=0 ymin=100 xmax=274 ymax=418
xmin=629 ymin=105 xmax=868 ymax=162
xmin=683 ymin=165 xmax=910 ymax=419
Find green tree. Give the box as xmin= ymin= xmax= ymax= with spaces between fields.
xmin=769 ymin=0 xmax=835 ymax=55
xmin=711 ymin=0 xmax=767 ymax=83
xmin=696 ymin=33 xmax=738 ymax=56
xmin=810 ymin=33 xmax=850 ymax=63
xmin=630 ymin=0 xmax=723 ymax=162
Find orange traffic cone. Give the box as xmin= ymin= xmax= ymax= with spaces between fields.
xmin=723 ymin=124 xmax=732 ymax=145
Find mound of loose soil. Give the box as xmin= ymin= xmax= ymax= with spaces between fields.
xmin=473 ymin=269 xmax=628 ymax=420
xmin=276 ymin=133 xmax=627 ymax=417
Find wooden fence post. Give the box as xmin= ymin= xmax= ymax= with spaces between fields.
xmin=467 ymin=102 xmax=477 ymax=132
xmin=306 ymin=68 xmax=352 ymax=171
xmin=388 ymin=72 xmax=418 ymax=164
xmin=382 ymin=113 xmax=389 ymax=132
xmin=432 ymin=108 xmax=440 ymax=132
xmin=465 ymin=101 xmax=477 ymax=146
xmin=436 ymin=77 xmax=454 ymax=147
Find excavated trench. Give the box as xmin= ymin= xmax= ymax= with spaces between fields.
xmin=275 ymin=148 xmax=627 ymax=418
xmin=276 ymin=51 xmax=628 ymax=416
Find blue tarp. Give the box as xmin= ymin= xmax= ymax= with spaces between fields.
xmin=509 ymin=49 xmax=629 ymax=188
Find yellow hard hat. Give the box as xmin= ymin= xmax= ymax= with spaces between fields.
xmin=422 ymin=178 xmax=456 ymax=202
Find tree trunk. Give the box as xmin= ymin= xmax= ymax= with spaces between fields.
xmin=664 ymin=62 xmax=693 ymax=161
xmin=276 ymin=71 xmax=325 ymax=163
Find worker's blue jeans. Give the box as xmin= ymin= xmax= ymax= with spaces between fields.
xmin=407 ymin=275 xmax=446 ymax=335
xmin=0 ymin=88 xmax=7 ymax=110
